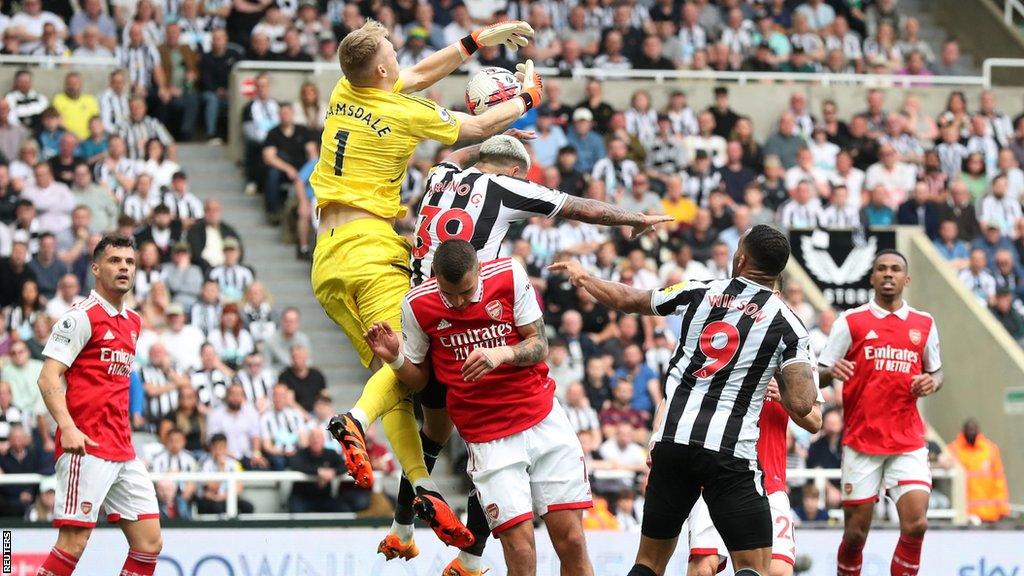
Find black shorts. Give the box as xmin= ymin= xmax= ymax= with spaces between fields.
xmin=419 ymin=370 xmax=447 ymax=409
xmin=641 ymin=442 xmax=772 ymax=552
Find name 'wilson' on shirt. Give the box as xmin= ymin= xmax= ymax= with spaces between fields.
xmin=864 ymin=345 xmax=919 ymax=373
xmin=439 ymin=322 xmax=514 ymax=362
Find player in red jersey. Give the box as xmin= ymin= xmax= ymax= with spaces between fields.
xmin=686 ymin=377 xmax=823 ymax=576
xmin=818 ymin=250 xmax=943 ymax=576
xmin=364 ymin=240 xmax=593 ymax=576
xmin=35 ymin=234 xmax=161 ymax=576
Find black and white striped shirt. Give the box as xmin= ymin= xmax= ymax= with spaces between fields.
xmin=650 ymin=277 xmax=812 ymax=460
xmin=208 ymin=264 xmax=255 ymax=301
xmin=162 ymin=191 xmax=205 ymax=222
xmin=100 ymin=88 xmax=131 ymax=134
xmin=234 ymin=369 xmax=276 ymax=406
xmin=190 ymin=302 xmax=222 ymax=334
xmin=259 ymin=407 xmax=306 ymax=451
xmin=140 ymin=365 xmax=180 ymax=422
xmin=409 ymin=162 xmax=568 ymax=286
xmin=4 ymin=90 xmax=49 ymax=127
xmin=117 ymin=118 xmax=174 ymax=160
xmin=149 ymin=448 xmax=198 ymax=473
xmin=119 ymin=44 xmax=161 ymax=90
xmin=563 ymin=404 xmax=601 ymax=434
xmin=191 ymin=368 xmax=231 ymax=408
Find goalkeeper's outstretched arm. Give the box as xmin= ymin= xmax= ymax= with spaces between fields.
xmin=399 ymin=21 xmax=534 ymax=94
xmin=455 ymin=59 xmax=545 ymax=140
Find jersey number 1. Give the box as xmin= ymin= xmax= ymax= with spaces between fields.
xmin=695 ymin=321 xmax=740 ymax=379
xmin=333 ymin=130 xmax=350 ymax=176
xmin=412 ymin=205 xmax=475 ymax=258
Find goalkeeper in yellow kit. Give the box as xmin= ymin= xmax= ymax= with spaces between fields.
xmin=311 ymin=19 xmax=542 ymax=548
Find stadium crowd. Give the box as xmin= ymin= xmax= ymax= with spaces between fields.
xmin=0 ymin=0 xmax=1017 ymax=527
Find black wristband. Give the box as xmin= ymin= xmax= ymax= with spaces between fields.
xmin=520 ymin=91 xmax=538 ymax=111
xmin=460 ymin=34 xmax=479 ymax=56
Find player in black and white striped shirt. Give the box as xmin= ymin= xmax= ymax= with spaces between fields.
xmin=380 ymin=134 xmax=672 ymax=566
xmin=408 ymin=134 xmax=670 ymax=285
xmin=550 ymin=224 xmax=817 ymax=576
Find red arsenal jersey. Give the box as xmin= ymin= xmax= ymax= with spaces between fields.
xmin=757 ymin=397 xmax=790 ymax=494
xmin=402 ymin=258 xmax=553 ymax=443
xmin=818 ymin=300 xmax=941 ymax=455
xmin=42 ymin=291 xmax=141 ymax=461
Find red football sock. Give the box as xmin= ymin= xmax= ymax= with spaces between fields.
xmin=36 ymin=547 xmax=78 ymax=576
xmin=120 ymin=549 xmax=159 ymax=576
xmin=891 ymin=534 xmax=923 ymax=576
xmin=837 ymin=538 xmax=864 ymax=576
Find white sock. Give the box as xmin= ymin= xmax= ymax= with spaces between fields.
xmin=390 ymin=520 xmax=414 ymax=541
xmin=412 ymin=477 xmax=438 ymax=493
xmin=458 ymin=551 xmax=482 ymax=571
xmin=349 ymin=408 xmax=369 ymax=431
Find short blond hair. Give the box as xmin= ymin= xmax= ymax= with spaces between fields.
xmin=338 ymin=20 xmax=389 ymax=83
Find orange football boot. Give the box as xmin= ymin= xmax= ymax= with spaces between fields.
xmin=413 ymin=489 xmax=475 ymax=549
xmin=326 ymin=413 xmax=373 ymax=488
xmin=377 ymin=533 xmax=420 ymax=561
xmin=442 ymin=557 xmax=488 ymax=576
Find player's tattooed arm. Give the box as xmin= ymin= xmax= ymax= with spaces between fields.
xmin=507 ymin=317 xmax=548 ymax=366
xmin=548 ymin=260 xmax=654 ymax=315
xmin=38 ymin=358 xmax=97 ymax=454
xmin=778 ymin=361 xmax=817 ymax=418
xmin=559 ymin=196 xmax=674 ymax=237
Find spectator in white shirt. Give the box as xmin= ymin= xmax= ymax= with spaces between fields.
xmin=865 ymin=143 xmax=917 ymax=208
xmin=259 ymin=383 xmax=307 ymax=470
xmin=599 ymin=423 xmax=648 ymax=472
xmin=829 ymin=151 xmax=866 ymax=209
xmin=161 ymin=303 xmax=206 ymax=371
xmin=658 ymin=243 xmax=711 ymax=284
xmin=45 ymin=273 xmax=84 ymax=318
xmin=206 ymin=383 xmax=268 ymax=468
xmin=959 ymin=248 xmax=998 ymax=306
xmin=705 ymin=241 xmax=732 ymax=280
xmin=442 ymin=4 xmax=472 ymax=46
xmin=777 ymin=181 xmax=823 ymax=230
xmin=997 ymin=149 xmax=1024 ymax=203
xmin=818 ymin=185 xmax=861 ymax=229
xmin=785 ymin=147 xmax=831 ymax=198
xmin=978 ymin=174 xmax=1022 ymax=238
xmin=21 ymin=163 xmax=74 ymax=235
xmin=9 ymin=0 xmax=67 ymax=54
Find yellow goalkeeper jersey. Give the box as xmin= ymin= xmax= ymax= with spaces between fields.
xmin=311 ymin=76 xmax=462 ymax=219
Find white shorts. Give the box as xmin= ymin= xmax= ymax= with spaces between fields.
xmin=686 ymin=495 xmax=727 ymax=573
xmin=841 ymin=446 xmax=932 ymax=505
xmin=467 ymin=402 xmax=592 ymax=534
xmin=687 ymin=492 xmax=796 ymax=570
xmin=53 ymin=453 xmax=159 ymax=528
xmin=768 ymin=491 xmax=796 ymax=566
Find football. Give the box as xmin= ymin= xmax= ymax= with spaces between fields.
xmin=465 ymin=66 xmax=521 ymax=115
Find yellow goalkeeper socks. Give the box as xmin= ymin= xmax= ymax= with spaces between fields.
xmin=381 ymin=398 xmax=429 ymax=483
xmin=353 ymin=366 xmax=407 ymax=426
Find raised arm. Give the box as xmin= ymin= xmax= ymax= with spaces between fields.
xmin=548 ymin=260 xmax=654 ymax=315
xmin=558 ymin=195 xmax=673 ymax=238
xmin=455 ymin=60 xmax=545 ymax=141
xmin=400 ymin=21 xmax=534 ymax=94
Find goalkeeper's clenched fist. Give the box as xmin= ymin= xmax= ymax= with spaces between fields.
xmin=458 ymin=21 xmax=535 ymax=57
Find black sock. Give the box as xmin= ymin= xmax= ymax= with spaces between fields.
xmin=627 ymin=564 xmax=658 ymax=576
xmin=394 ymin=430 xmax=445 ymax=525
xmin=460 ymin=490 xmax=490 ymax=557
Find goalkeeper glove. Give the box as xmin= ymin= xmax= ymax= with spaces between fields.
xmin=516 ymin=60 xmax=543 ymax=111
xmin=460 ymin=21 xmax=534 ymax=57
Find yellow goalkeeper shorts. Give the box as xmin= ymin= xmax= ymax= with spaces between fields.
xmin=311 ymin=217 xmax=412 ymax=367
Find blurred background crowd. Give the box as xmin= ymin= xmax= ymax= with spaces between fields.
xmin=0 ymin=0 xmax=1015 ymax=527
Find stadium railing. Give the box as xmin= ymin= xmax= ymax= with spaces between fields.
xmin=0 ymin=466 xmax=966 ymax=523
